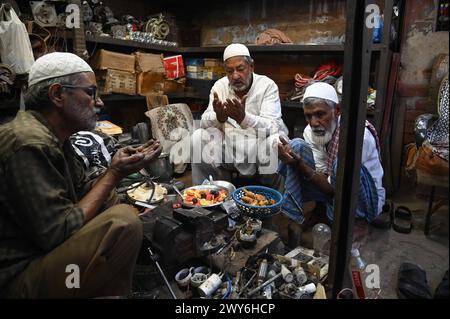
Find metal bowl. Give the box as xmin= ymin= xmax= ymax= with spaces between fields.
xmin=180 ymin=184 xmax=230 ymax=208
xmin=210 ymin=180 xmax=236 ymax=195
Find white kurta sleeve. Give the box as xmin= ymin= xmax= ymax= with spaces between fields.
xmin=200 ymin=84 xmax=224 ymax=129
xmin=240 ymin=81 xmax=282 ymax=134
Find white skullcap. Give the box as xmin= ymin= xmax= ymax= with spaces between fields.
xmin=223 ymin=43 xmax=251 ymax=61
xmin=302 ymin=82 xmax=339 ymax=104
xmin=28 ymin=52 xmax=93 ymax=87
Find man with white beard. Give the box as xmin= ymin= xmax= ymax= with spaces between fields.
xmin=274 ymin=82 xmax=385 ymax=244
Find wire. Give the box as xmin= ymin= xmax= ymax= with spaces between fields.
xmin=222 ymin=274 xmax=232 ymax=299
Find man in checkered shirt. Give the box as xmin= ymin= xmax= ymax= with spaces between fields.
xmin=0 ymin=52 xmax=162 ymax=298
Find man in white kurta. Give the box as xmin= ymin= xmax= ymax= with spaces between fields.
xmin=192 ymin=43 xmax=288 ymax=185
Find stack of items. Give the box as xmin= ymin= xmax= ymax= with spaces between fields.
xmin=186 ymin=58 xmax=225 ymax=80
xmin=162 ymin=55 xmax=186 ymax=94
xmin=135 ymin=51 xmax=166 ymax=95
xmin=91 ymin=49 xmax=136 ymax=95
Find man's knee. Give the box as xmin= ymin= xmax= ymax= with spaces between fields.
xmin=102 ymin=204 xmax=143 ymax=244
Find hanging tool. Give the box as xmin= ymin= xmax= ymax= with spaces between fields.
xmin=147 ymin=247 xmax=177 ymax=299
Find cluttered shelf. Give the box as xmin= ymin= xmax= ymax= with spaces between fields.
xmin=85 ymin=34 xmax=386 ymax=54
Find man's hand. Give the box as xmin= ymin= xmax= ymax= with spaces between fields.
xmin=278 ymin=136 xmax=301 ymax=166
xmin=213 ymin=92 xmax=228 ymax=123
xmin=224 ymin=96 xmax=247 ymax=124
xmin=109 ymin=139 xmax=163 ymax=180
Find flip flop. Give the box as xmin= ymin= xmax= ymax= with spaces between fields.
xmin=371 ymin=199 xmax=394 ymax=229
xmin=393 ymin=206 xmax=413 ymax=234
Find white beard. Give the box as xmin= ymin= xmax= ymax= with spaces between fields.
xmin=310 ymin=119 xmax=337 ymax=147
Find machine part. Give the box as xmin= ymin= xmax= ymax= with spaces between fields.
xmin=198 ymin=273 xmax=223 ymax=298
xmin=247 ymin=272 xmax=282 ymax=297
xmin=110 ymin=24 xmax=126 ymax=38
xmin=236 ymin=272 xmax=257 ymax=298
xmin=30 ymin=1 xmax=58 ymax=27
xmin=294 ymin=266 xmax=308 ymax=286
xmin=145 ymin=13 xmax=170 ymax=40
xmin=81 ymin=1 xmax=93 ymax=22
xmin=147 ymin=247 xmax=177 ymax=299
xmin=281 ymin=264 xmax=294 ymax=283
xmin=256 ymin=259 xmax=268 ymax=285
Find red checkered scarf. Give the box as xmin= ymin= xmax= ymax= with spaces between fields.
xmin=326 ymin=120 xmax=381 ymax=176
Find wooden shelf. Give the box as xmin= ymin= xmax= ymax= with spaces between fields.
xmin=281 ymin=101 xmax=304 ymax=109
xmin=85 ymin=35 xmax=386 ymax=54
xmin=99 ymin=91 xmax=208 ymax=102
xmin=85 ymin=35 xmax=180 ymax=53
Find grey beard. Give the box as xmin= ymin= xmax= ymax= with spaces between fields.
xmin=310 ymin=120 xmax=337 ymax=147
xmin=310 ymin=130 xmax=334 ymax=147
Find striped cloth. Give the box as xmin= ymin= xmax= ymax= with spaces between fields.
xmin=326 ymin=120 xmax=381 ymax=176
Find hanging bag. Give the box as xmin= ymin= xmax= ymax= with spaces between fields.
xmin=0 ymin=4 xmax=34 ymax=74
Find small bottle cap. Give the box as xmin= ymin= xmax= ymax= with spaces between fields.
xmin=351 ymin=248 xmax=360 ymax=257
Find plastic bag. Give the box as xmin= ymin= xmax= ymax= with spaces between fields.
xmin=0 ymin=5 xmax=34 ymax=74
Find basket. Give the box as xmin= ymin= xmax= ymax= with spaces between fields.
xmin=232 ymin=185 xmax=283 ymax=218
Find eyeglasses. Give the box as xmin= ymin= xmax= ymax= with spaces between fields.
xmin=61 ymin=85 xmax=100 ymax=100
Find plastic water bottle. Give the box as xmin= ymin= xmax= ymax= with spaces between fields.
xmin=349 ymin=248 xmax=367 ymax=299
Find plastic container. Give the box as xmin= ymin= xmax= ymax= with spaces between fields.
xmin=349 ymin=248 xmax=367 ymax=299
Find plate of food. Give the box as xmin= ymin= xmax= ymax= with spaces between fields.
xmin=180 ymin=184 xmax=229 ymax=208
xmin=127 ymin=182 xmax=168 ymax=204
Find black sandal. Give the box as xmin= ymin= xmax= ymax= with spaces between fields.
xmin=371 ymin=199 xmax=394 ymax=229
xmin=393 ymin=206 xmax=413 ymax=234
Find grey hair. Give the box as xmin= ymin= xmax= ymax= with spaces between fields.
xmin=303 ymin=97 xmax=337 ymax=109
xmin=24 ymin=73 xmax=83 ymax=111
xmin=224 ymin=55 xmax=254 ymax=67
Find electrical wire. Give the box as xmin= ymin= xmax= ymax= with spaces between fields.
xmin=222 ymin=274 xmax=232 ymax=299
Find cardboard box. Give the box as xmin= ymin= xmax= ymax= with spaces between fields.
xmin=185 ymin=58 xmax=204 ymax=66
xmin=204 ymin=58 xmax=222 ymax=67
xmin=145 ymin=94 xmax=169 ymax=110
xmin=137 ymin=71 xmax=165 ymax=95
xmin=90 ymin=49 xmax=136 ymax=73
xmin=163 ymin=55 xmax=185 ymax=80
xmin=186 ymin=65 xmax=205 ymax=73
xmin=134 ymin=52 xmax=165 ymax=73
xmin=96 ymin=69 xmax=136 ymax=95
xmin=163 ymin=78 xmax=186 ymax=94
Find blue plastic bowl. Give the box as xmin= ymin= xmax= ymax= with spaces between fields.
xmin=232 ymin=185 xmax=283 ymax=218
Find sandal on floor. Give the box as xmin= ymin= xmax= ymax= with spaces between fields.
xmin=371 ymin=199 xmax=394 ymax=229
xmin=393 ymin=205 xmax=413 ymax=234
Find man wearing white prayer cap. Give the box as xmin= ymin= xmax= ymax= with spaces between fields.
xmin=273 ymin=81 xmax=386 ymax=247
xmin=0 ymin=52 xmax=163 ymax=298
xmin=192 ymin=43 xmax=288 ymax=186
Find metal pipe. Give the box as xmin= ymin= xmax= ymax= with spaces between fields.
xmin=236 ymin=272 xmax=257 ymax=298
xmin=147 ymin=247 xmax=177 ymax=299
xmin=247 ymin=272 xmax=282 ymax=297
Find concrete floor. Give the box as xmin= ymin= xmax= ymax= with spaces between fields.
xmin=360 ymin=183 xmax=449 ymax=299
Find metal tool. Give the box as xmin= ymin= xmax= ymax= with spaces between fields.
xmin=247 ymin=272 xmax=283 ymax=297
xmin=147 ymin=247 xmax=177 ymax=299
xmin=172 ymin=185 xmax=184 ymax=198
xmin=236 ymin=272 xmax=257 ymax=298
